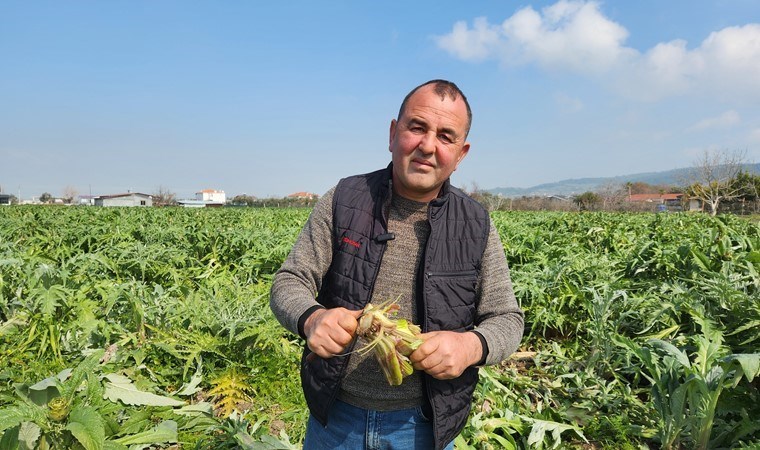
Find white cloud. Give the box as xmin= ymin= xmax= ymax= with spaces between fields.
xmin=435 ymin=17 xmax=500 ymax=61
xmin=498 ymin=1 xmax=633 ymax=73
xmin=688 ymin=110 xmax=741 ymax=132
xmin=699 ymin=24 xmax=760 ymax=97
xmin=434 ymin=1 xmax=760 ymax=101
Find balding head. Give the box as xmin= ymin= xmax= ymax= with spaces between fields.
xmin=397 ymin=80 xmax=472 ymax=137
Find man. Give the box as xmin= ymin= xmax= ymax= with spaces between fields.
xmin=270 ymin=80 xmax=524 ymax=449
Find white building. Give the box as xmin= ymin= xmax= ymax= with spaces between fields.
xmin=94 ymin=193 xmax=153 ymax=207
xmin=195 ymin=189 xmax=226 ymax=204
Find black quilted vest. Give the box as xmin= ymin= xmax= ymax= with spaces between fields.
xmin=300 ymin=165 xmax=490 ymax=450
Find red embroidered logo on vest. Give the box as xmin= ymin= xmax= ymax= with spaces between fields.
xmin=341 ymin=236 xmax=361 ymax=248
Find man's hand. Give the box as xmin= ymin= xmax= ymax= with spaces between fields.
xmin=409 ymin=331 xmax=483 ymax=379
xmin=304 ymin=307 xmax=362 ymax=359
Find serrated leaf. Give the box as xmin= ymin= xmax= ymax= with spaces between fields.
xmin=0 ymin=405 xmax=39 ymax=433
xmin=174 ymin=402 xmax=213 ymax=416
xmin=112 ymin=420 xmax=177 ymax=445
xmin=520 ymin=415 xmax=585 ymax=450
xmin=726 ymin=353 xmax=760 ymax=382
xmin=175 ymin=365 xmax=203 ymax=397
xmin=649 ymin=339 xmax=691 ymax=368
xmin=103 ymin=374 xmax=183 ymax=407
xmin=258 ymin=433 xmax=299 ymax=449
xmin=527 ymin=421 xmax=547 ymax=449
xmin=62 ymin=351 xmax=104 ymax=402
xmin=66 ymin=405 xmax=104 ymax=450
xmin=19 ymin=422 xmax=41 ymax=450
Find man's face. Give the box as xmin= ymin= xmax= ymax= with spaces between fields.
xmin=389 ymin=85 xmax=470 ymax=203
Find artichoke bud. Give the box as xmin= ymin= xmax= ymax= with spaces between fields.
xmin=48 ymin=396 xmax=71 ymax=421
xmin=356 ymin=297 xmax=424 ymax=386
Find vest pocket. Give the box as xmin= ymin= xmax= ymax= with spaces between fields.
xmin=424 ymin=270 xmax=478 ymax=330
xmin=424 ymin=269 xmax=478 ymax=279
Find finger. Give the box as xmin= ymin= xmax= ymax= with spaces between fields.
xmin=310 ymin=340 xmax=347 ymax=358
xmin=413 ymin=354 xmax=444 ymax=371
xmin=337 ymin=312 xmax=359 ymax=333
xmin=409 ymin=339 xmax=438 ymax=364
xmin=330 ymin=327 xmax=355 ymax=347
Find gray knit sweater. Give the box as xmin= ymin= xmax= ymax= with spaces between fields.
xmin=270 ymin=185 xmax=524 ymax=411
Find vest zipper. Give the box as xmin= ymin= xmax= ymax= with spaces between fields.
xmin=425 ymin=269 xmax=478 ymax=279
xmin=326 ymin=211 xmax=390 ymax=421
xmin=421 ymin=204 xmax=438 ymax=449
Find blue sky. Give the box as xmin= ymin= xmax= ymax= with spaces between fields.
xmin=2 ymin=1 xmax=759 ymax=200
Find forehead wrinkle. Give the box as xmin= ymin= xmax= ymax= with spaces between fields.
xmin=404 ymin=104 xmax=466 ymax=138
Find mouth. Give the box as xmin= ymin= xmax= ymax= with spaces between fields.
xmin=411 ymin=158 xmax=434 ymax=168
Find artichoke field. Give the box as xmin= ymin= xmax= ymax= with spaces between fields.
xmin=0 ymin=207 xmax=758 ymax=449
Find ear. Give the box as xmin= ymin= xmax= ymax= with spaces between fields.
xmin=389 ymin=119 xmax=397 ymax=151
xmin=454 ymin=142 xmax=470 ymax=169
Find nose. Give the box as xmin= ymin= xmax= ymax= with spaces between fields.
xmin=418 ymin=131 xmax=436 ymax=154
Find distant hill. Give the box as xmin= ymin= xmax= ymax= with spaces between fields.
xmin=489 ymin=163 xmax=760 ymax=198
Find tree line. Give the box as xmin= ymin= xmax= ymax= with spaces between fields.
xmin=470 ymin=149 xmax=759 ymax=215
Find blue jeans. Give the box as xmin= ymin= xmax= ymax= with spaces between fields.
xmin=303 ymin=399 xmax=455 ymax=449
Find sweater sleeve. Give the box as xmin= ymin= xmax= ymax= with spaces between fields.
xmin=269 ymin=187 xmax=336 ymax=338
xmin=473 ymin=223 xmax=525 ymax=365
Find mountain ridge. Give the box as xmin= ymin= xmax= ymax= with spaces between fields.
xmin=488 ymin=163 xmax=760 ymax=198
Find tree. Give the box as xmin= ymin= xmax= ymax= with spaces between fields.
xmin=62 ymin=186 xmax=78 ymax=204
xmin=685 ymin=149 xmax=747 ymax=216
xmin=39 ymin=192 xmax=53 ymax=204
xmin=231 ymin=194 xmax=256 ymax=206
xmin=733 ymin=170 xmax=760 ymax=201
xmin=597 ymin=182 xmax=627 ymax=210
xmin=152 ymin=186 xmax=177 ymax=207
xmin=731 ymin=170 xmax=760 ymax=214
xmin=574 ymin=191 xmax=602 ymax=211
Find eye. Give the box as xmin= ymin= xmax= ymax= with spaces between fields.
xmin=410 ymin=126 xmax=425 ymax=133
xmin=438 ymin=134 xmax=454 ymax=144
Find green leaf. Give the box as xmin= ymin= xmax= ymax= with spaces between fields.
xmin=489 ymin=432 xmax=517 ymax=450
xmin=29 ymin=369 xmax=72 ymax=392
xmin=27 ymin=368 xmax=71 ymax=406
xmin=691 ymin=248 xmax=712 ymax=271
xmin=725 ymin=353 xmax=760 ymax=383
xmin=0 ymin=405 xmax=45 ymax=433
xmin=521 ymin=416 xmax=585 ymax=449
xmin=256 ymin=433 xmax=299 ymax=449
xmin=174 ymin=402 xmax=213 ymax=416
xmin=0 ymin=425 xmax=20 ymax=450
xmin=112 ymin=420 xmax=177 ymax=445
xmin=65 ymin=405 xmax=105 ymax=450
xmin=0 ymin=408 xmax=25 ymax=434
xmin=103 ymin=374 xmax=184 ymax=407
xmin=647 ymin=324 xmax=681 ymax=340
xmin=61 ymin=351 xmax=104 ymax=402
xmin=175 ymin=363 xmax=203 ymax=397
xmin=18 ymin=422 xmax=41 ymax=450
xmin=649 ymin=339 xmax=691 ymax=369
